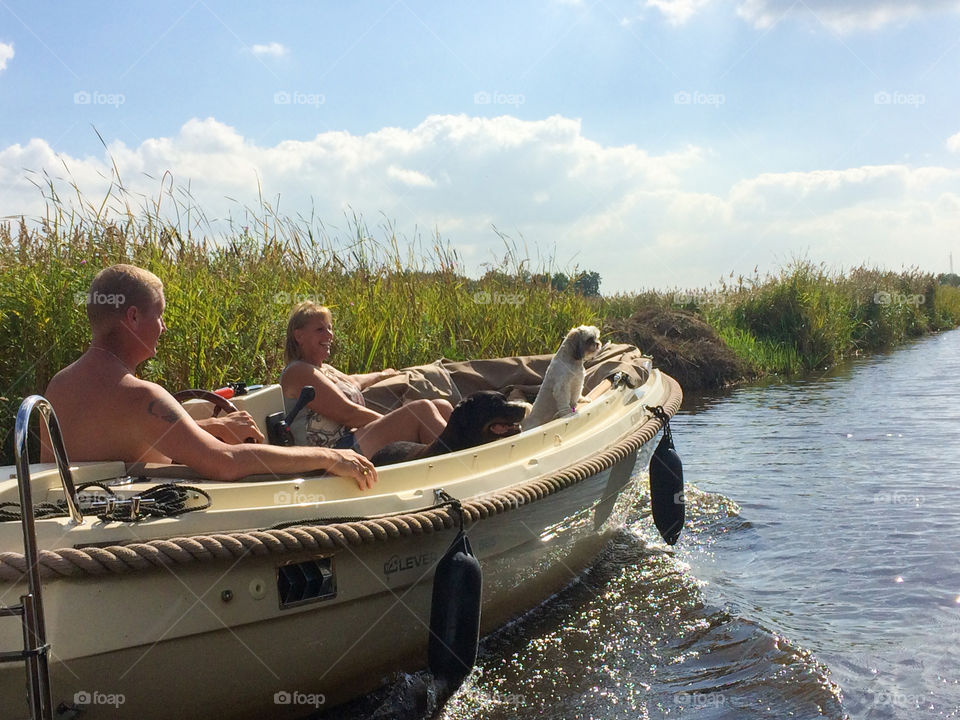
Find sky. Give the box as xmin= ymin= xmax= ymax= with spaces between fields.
xmin=1 ymin=0 xmax=959 ymax=292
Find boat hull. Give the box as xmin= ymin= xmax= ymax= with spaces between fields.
xmin=0 ymin=446 xmax=654 ymax=719
xmin=0 ymin=366 xmax=680 ymax=718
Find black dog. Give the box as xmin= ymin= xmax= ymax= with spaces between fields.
xmin=371 ymin=391 xmax=528 ymax=466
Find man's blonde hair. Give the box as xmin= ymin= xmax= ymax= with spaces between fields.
xmin=86 ymin=264 xmax=164 ymax=331
xmin=285 ymin=301 xmax=332 ymax=364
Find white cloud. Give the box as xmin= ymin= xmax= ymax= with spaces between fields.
xmin=646 ymin=0 xmax=714 ymax=26
xmin=642 ymin=0 xmax=960 ymax=31
xmin=736 ymin=0 xmax=960 ymax=33
xmin=251 ymin=42 xmax=288 ymax=58
xmin=0 ymin=42 xmax=13 ymax=72
xmin=948 ymin=132 xmax=960 ymax=154
xmin=1 ymin=115 xmax=958 ymax=292
xmin=387 ymin=165 xmax=436 ymax=188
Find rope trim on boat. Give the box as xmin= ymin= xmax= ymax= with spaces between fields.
xmin=0 ymin=375 xmax=681 ymax=582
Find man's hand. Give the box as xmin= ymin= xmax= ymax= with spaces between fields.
xmin=326 ymin=450 xmax=378 ymax=490
xmin=197 ymin=412 xmax=265 ymax=444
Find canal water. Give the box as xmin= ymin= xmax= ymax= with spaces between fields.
xmin=426 ymin=328 xmax=959 ymax=719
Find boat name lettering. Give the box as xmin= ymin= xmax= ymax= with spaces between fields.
xmin=384 ymin=552 xmax=438 ymax=575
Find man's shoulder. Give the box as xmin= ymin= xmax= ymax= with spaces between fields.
xmin=121 ymin=376 xmax=177 ymax=409
xmin=45 ymin=358 xmax=81 ymax=392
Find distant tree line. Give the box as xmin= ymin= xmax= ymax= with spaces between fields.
xmin=939 ymin=273 xmax=960 ymax=287
xmin=480 ymin=269 xmax=601 ymax=297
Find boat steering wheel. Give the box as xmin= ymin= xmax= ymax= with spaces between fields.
xmin=171 ymin=389 xmax=240 ymax=417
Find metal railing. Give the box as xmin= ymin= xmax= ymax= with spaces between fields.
xmin=0 ymin=395 xmax=84 ymax=720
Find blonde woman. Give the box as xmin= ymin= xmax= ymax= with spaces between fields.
xmin=280 ymin=301 xmax=453 ymax=457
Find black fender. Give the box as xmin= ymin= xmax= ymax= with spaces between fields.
xmin=428 ymin=530 xmax=482 ymax=690
xmin=649 ymin=409 xmax=685 ymax=545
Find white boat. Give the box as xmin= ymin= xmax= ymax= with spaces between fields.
xmin=0 ymin=345 xmax=681 ymax=719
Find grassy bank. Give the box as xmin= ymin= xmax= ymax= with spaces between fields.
xmin=3 ymin=195 xmax=959 ymax=464
xmin=607 ymin=263 xmax=960 ymax=387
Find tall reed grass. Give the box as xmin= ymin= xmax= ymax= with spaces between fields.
xmin=2 ymin=181 xmax=959 ymax=464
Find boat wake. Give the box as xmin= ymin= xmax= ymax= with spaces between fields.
xmin=314 ymin=485 xmax=846 ymax=720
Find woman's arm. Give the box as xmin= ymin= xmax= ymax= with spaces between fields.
xmin=348 ymin=368 xmax=402 ymax=390
xmin=281 ymin=362 xmax=383 ymax=428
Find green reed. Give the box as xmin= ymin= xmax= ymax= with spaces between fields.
xmin=2 ymin=180 xmax=959 ymax=464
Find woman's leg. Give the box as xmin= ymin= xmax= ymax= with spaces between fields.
xmin=432 ymin=399 xmax=454 ymax=421
xmin=354 ymin=399 xmax=447 ymax=456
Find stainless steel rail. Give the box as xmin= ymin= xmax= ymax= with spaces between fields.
xmin=1 ymin=395 xmax=84 ymax=720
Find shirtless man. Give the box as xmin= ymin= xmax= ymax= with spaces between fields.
xmin=40 ymin=264 xmax=377 ymax=488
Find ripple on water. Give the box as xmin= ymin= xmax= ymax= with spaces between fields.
xmin=313 ymin=481 xmax=844 ymax=720
xmin=435 ymin=503 xmax=843 ymax=720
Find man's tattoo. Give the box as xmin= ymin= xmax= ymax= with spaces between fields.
xmin=147 ymin=399 xmax=179 ymax=424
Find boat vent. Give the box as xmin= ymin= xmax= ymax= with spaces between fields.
xmin=277 ymin=558 xmax=336 ymax=609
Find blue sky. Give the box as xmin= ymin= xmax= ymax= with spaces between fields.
xmin=2 ymin=0 xmax=959 ymax=291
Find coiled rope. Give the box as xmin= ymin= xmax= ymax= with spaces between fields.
xmin=0 ymin=482 xmax=212 ymax=523
xmin=0 ymin=375 xmax=681 ymax=583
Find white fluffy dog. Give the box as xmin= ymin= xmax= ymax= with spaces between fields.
xmin=521 ymin=325 xmax=603 ymax=430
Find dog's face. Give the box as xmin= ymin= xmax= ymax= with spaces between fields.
xmin=447 ymin=391 xmax=528 ymax=446
xmin=562 ymin=325 xmax=602 ymax=363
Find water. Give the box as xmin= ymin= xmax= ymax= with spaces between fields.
xmin=424 ymin=328 xmax=960 ymax=719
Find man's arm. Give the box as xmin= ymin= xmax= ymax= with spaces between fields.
xmin=196 ymin=412 xmax=265 ymax=444
xmin=136 ymin=386 xmax=377 ymax=487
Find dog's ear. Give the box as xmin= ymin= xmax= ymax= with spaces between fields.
xmin=447 ymin=395 xmax=474 ymax=435
xmin=573 ymin=327 xmax=586 ymax=361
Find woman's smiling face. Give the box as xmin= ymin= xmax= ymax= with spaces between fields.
xmin=294 ymin=311 xmax=334 ymax=364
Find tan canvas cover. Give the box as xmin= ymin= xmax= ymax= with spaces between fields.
xmin=361 ymin=343 xmax=651 ymax=413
